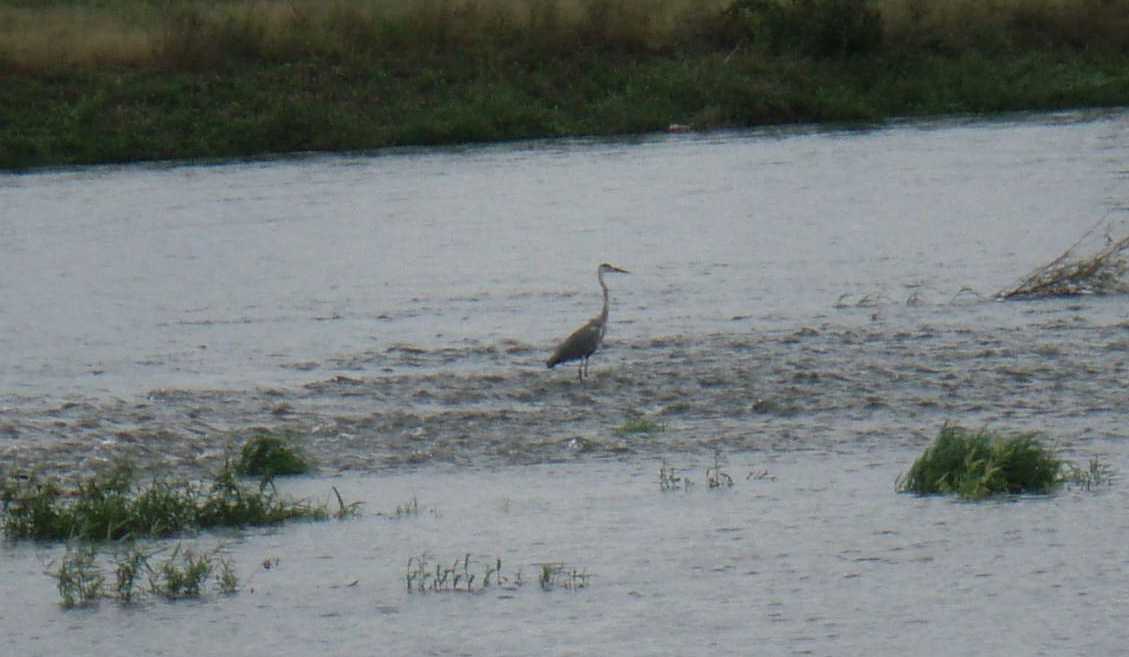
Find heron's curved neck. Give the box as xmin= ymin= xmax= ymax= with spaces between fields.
xmin=597 ymin=269 xmax=610 ymax=323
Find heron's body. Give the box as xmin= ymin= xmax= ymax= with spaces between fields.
xmin=547 ymin=263 xmax=628 ymax=381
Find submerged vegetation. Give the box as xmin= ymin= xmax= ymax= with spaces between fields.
xmin=706 ymin=450 xmax=735 ymax=488
xmin=614 ymin=416 xmax=667 ymax=436
xmin=2 ymin=0 xmax=1129 ymax=168
xmin=659 ymin=452 xmax=772 ymax=491
xmin=659 ymin=461 xmax=692 ymax=491
xmin=49 ymin=541 xmax=238 ymax=608
xmin=0 ymin=460 xmax=343 ymax=541
xmin=392 ymin=496 xmax=420 ymax=518
xmin=50 ymin=544 xmax=105 ymax=608
xmin=537 ymin=561 xmax=591 ymax=590
xmin=405 ymin=553 xmax=589 ymax=593
xmin=897 ymin=423 xmax=1112 ymax=500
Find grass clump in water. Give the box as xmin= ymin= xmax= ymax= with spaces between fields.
xmin=1 ymin=460 xmax=342 ymax=541
xmin=147 ymin=544 xmax=226 ymax=599
xmin=897 ymin=423 xmax=1067 ymax=500
xmin=175 ymin=464 xmax=330 ymax=531
xmin=614 ymin=416 xmax=667 ymax=436
xmin=406 ymin=553 xmax=514 ymax=593
xmin=393 ymin=496 xmax=419 ymax=518
xmin=50 ymin=541 xmax=238 ymax=607
xmin=706 ymin=449 xmax=735 ymax=488
xmin=660 ymin=452 xmax=773 ymax=492
xmin=405 ymin=554 xmax=589 ymax=593
xmin=537 ymin=561 xmax=591 ymax=591
xmin=659 ymin=461 xmax=693 ymax=491
xmin=49 ymin=544 xmax=105 ymax=608
xmin=234 ymin=431 xmax=311 ymax=478
xmin=1061 ymin=457 xmax=1116 ymax=491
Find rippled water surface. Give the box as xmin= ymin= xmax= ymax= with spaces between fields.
xmin=4 ymin=454 xmax=1129 ymax=657
xmin=2 ymin=109 xmax=1129 ymax=655
xmin=3 ymin=109 xmax=1127 ymax=399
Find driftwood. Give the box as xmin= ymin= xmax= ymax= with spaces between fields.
xmin=998 ymin=217 xmax=1129 ymax=300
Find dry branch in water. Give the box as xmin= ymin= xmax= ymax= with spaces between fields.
xmin=998 ymin=217 xmax=1129 ymax=300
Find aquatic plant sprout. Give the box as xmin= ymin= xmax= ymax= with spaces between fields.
xmin=48 ymin=544 xmax=104 ymax=609
xmin=49 ymin=541 xmax=239 ymax=607
xmin=405 ymin=554 xmax=589 ymax=594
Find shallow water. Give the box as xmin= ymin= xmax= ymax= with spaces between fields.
xmin=2 ymin=109 xmax=1128 ymax=476
xmin=2 ymin=109 xmax=1127 ymax=401
xmin=2 ymin=109 xmax=1129 ymax=655
xmin=3 ymin=453 xmax=1128 ymax=657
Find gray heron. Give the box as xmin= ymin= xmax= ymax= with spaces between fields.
xmin=546 ymin=263 xmax=629 ymax=381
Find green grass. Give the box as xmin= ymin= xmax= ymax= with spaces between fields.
xmin=406 ymin=553 xmax=512 ymax=593
xmin=659 ymin=453 xmax=773 ymax=491
xmin=51 ymin=541 xmax=239 ymax=607
xmin=897 ymin=423 xmax=1070 ymax=500
xmin=706 ymin=450 xmax=734 ymax=488
xmin=537 ymin=561 xmax=590 ymax=590
xmin=405 ymin=553 xmax=590 ymax=593
xmin=393 ymin=496 xmax=420 ymax=518
xmin=614 ymin=416 xmax=667 ymax=435
xmin=49 ymin=544 xmax=104 ymax=608
xmin=2 ymin=0 xmax=1129 ymax=169
xmin=234 ymin=432 xmax=312 ymax=478
xmin=1 ymin=460 xmax=342 ymax=541
xmin=659 ymin=461 xmax=691 ymax=491
xmin=147 ymin=544 xmax=220 ymax=599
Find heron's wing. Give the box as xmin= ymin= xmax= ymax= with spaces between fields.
xmin=548 ymin=318 xmax=604 ymax=366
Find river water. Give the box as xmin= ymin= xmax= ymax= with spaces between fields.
xmin=2 ymin=109 xmax=1129 ymax=655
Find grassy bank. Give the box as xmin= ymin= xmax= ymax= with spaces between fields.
xmin=2 ymin=0 xmax=1128 ymax=169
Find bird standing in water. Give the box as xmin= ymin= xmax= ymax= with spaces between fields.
xmin=546 ymin=263 xmax=630 ymax=381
